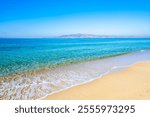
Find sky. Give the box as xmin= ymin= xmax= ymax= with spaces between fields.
xmin=0 ymin=0 xmax=150 ymax=37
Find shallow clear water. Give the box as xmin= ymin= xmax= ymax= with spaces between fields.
xmin=0 ymin=38 xmax=150 ymax=100
xmin=0 ymin=38 xmax=150 ymax=77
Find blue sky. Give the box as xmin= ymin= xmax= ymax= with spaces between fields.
xmin=0 ymin=0 xmax=150 ymax=37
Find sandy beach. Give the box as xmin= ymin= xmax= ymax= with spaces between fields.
xmin=44 ymin=61 xmax=150 ymax=100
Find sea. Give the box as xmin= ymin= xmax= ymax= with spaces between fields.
xmin=0 ymin=38 xmax=150 ymax=99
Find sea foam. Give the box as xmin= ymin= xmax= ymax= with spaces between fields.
xmin=0 ymin=50 xmax=150 ymax=100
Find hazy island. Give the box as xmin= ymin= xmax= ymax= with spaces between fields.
xmin=58 ymin=33 xmax=140 ymax=38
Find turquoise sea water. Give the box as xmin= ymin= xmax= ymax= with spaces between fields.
xmin=1 ymin=38 xmax=150 ymax=99
xmin=0 ymin=38 xmax=150 ymax=77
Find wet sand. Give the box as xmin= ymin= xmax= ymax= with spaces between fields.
xmin=44 ymin=61 xmax=150 ymax=100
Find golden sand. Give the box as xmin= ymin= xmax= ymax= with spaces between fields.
xmin=44 ymin=61 xmax=150 ymax=100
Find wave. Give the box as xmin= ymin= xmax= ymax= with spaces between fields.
xmin=1 ymin=50 xmax=150 ymax=100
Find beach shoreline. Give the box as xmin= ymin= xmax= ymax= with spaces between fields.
xmin=44 ymin=61 xmax=150 ymax=100
xmin=1 ymin=51 xmax=150 ymax=100
xmin=1 ymin=38 xmax=150 ymax=100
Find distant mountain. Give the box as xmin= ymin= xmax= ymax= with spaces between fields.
xmin=59 ymin=33 xmax=136 ymax=38
xmin=59 ymin=34 xmax=98 ymax=38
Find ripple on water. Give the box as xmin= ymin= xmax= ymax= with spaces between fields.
xmin=0 ymin=50 xmax=150 ymax=100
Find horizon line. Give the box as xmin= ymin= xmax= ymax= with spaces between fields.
xmin=0 ymin=34 xmax=150 ymax=39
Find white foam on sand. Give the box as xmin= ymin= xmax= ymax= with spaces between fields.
xmin=1 ymin=50 xmax=150 ymax=100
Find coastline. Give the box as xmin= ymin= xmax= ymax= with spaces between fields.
xmin=44 ymin=61 xmax=150 ymax=100
xmin=1 ymin=50 xmax=150 ymax=100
